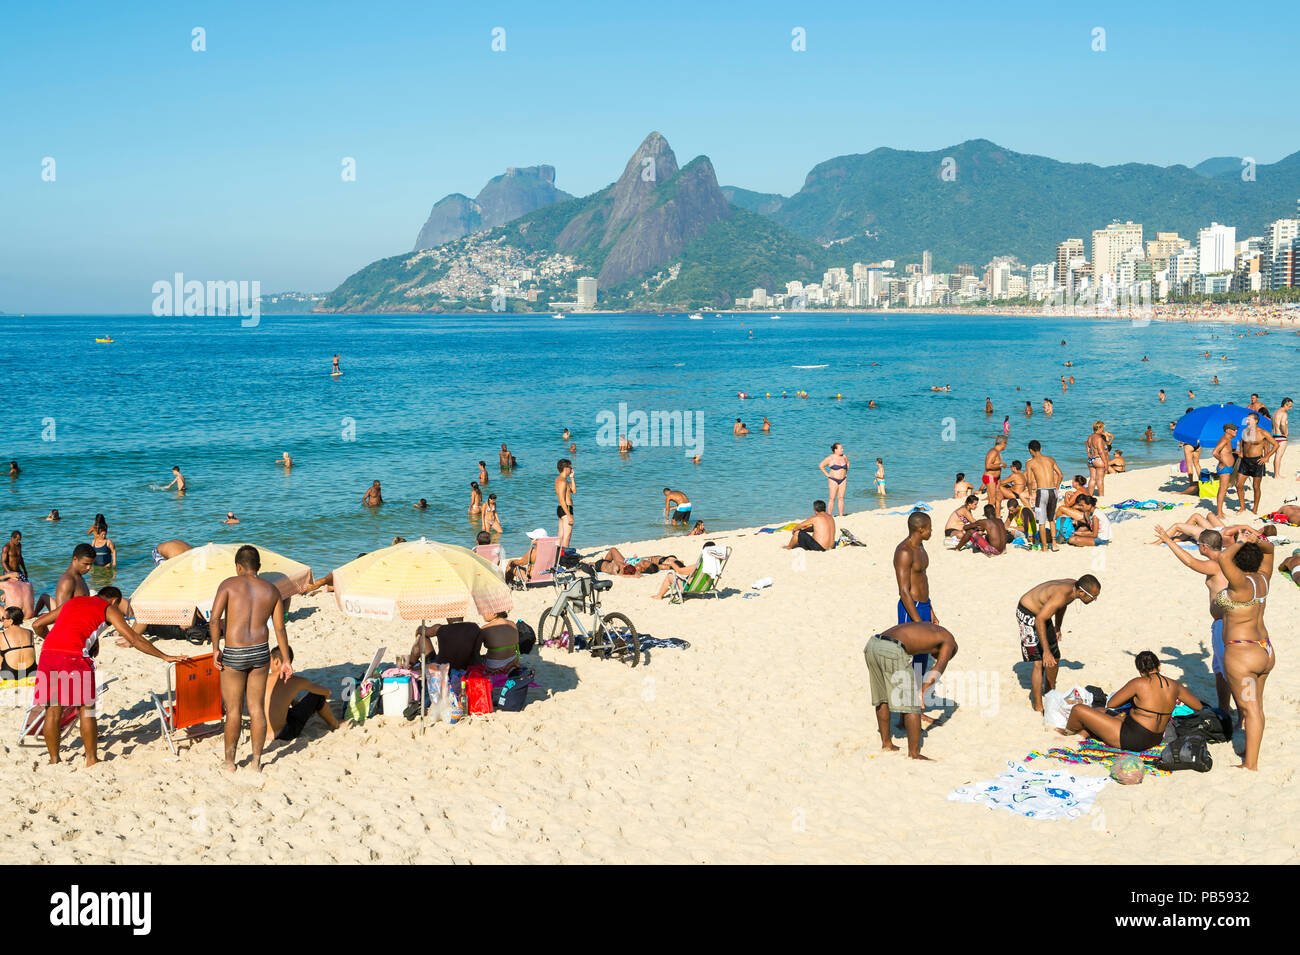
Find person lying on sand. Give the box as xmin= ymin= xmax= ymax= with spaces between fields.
xmin=651 ymin=541 xmax=721 ymax=600
xmin=864 ymin=622 xmax=958 ymax=761
xmin=595 ymin=548 xmax=686 ymax=577
xmin=264 ymin=646 xmax=338 ymax=745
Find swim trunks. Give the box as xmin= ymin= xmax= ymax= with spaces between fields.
xmin=33 ymin=650 xmax=96 ymax=707
xmin=1016 ymin=602 xmax=1059 ymax=663
xmin=556 ymin=505 xmax=574 ymax=519
xmin=863 ymin=634 xmax=922 ymax=715
xmin=1239 ymin=455 xmax=1265 ymax=478
xmin=1033 ymin=488 xmax=1057 ymax=526
xmin=151 ymin=547 xmax=164 ymax=565
xmin=898 ymin=600 xmax=933 ymax=673
xmin=221 ymin=642 xmax=270 ymax=672
xmin=276 ymin=692 xmax=327 ymax=741
xmin=793 ymin=529 xmax=824 ymax=552
xmin=1210 ymin=618 xmax=1225 ymax=677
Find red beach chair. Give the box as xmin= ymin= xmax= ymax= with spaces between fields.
xmin=150 ymin=653 xmax=224 ymax=756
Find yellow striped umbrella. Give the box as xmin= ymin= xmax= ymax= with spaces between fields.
xmin=331 ymin=538 xmax=512 ymax=622
xmin=130 ymin=542 xmax=313 ymax=627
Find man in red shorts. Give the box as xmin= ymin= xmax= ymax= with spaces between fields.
xmin=983 ymin=437 xmax=1007 ymax=513
xmin=29 ymin=586 xmax=185 ymax=766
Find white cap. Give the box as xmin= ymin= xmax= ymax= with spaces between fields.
xmin=525 ymin=528 xmax=549 ymax=540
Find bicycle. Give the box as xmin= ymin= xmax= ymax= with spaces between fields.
xmin=537 ymin=567 xmax=640 ymax=666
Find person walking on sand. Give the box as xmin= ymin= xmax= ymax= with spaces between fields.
xmin=555 ymin=459 xmax=575 ymax=549
xmin=1015 ymin=576 xmax=1101 ymax=712
xmin=362 ymin=480 xmax=383 ymax=507
xmin=1271 ymin=397 xmax=1290 ymax=478
xmin=820 ymin=443 xmax=850 ymax=517
xmin=29 ymin=586 xmax=184 ymax=766
xmin=1025 ymin=440 xmax=1063 ymax=551
xmin=864 ymin=622 xmax=958 ymax=761
xmin=209 ymin=545 xmax=292 ymax=773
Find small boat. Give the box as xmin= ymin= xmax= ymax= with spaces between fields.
xmin=688 ymin=313 xmax=704 ymax=320
xmin=95 ymin=337 xmax=115 ymax=343
xmin=552 ymin=312 xmax=565 ymax=319
xmin=770 ymin=314 xmax=781 ymax=320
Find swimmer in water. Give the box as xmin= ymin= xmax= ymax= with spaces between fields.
xmin=164 ymin=465 xmax=186 ymax=494
xmin=222 ymin=512 xmax=240 ymax=524
xmin=868 ymin=399 xmax=877 ymax=409
xmin=762 ymin=417 xmax=771 ymax=433
xmin=362 ymin=480 xmax=383 ymax=507
xmin=478 ymin=461 xmax=489 ymax=485
xmin=469 ymin=481 xmax=482 ymax=516
xmin=276 ymin=452 xmax=293 ymax=469
xmin=875 ymin=458 xmax=886 ymax=495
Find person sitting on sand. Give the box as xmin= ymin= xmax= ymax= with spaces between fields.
xmin=943 ymin=495 xmax=980 ymax=548
xmin=0 ymin=606 xmax=37 ymax=680
xmin=1108 ymin=449 xmax=1126 ymax=472
xmin=953 ymin=473 xmax=973 ymax=499
xmin=1064 ymin=496 xmax=1111 ymax=547
xmin=1015 ymin=576 xmax=1101 ymax=712
xmin=952 ymin=504 xmax=1008 ymax=555
xmin=651 ymin=541 xmax=723 ymax=600
xmin=481 ymin=611 xmax=522 ymax=675
xmin=264 ymin=646 xmax=338 ymax=745
xmin=784 ymin=500 xmax=835 ymax=552
xmin=999 ymin=460 xmax=1031 ymax=508
xmin=403 ymin=617 xmax=483 ymax=671
xmin=863 ymin=621 xmax=958 ymax=761
xmin=689 ymin=520 xmax=707 ymax=536
xmin=1061 ymin=475 xmax=1088 ymax=510
xmin=1063 ymin=651 xmax=1203 ymax=750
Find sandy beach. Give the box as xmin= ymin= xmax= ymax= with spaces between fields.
xmin=3 ymin=462 xmax=1297 ymax=864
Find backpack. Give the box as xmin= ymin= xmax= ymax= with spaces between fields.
xmin=516 ymin=620 xmax=537 ymax=656
xmin=558 ymin=547 xmax=581 ymax=569
xmin=492 ymin=666 xmax=534 ymax=712
xmin=1156 ymin=734 xmax=1213 ymax=773
xmin=1168 ymin=707 xmax=1232 ymax=744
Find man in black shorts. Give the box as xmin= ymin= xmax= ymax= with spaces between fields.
xmin=264 ymin=646 xmax=338 ymax=744
xmin=1015 ymin=576 xmax=1100 ymax=712
xmin=555 ymin=459 xmax=575 ymax=549
xmin=784 ymin=500 xmax=835 ymax=552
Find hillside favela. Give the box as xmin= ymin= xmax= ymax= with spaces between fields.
xmin=3 ymin=0 xmax=1298 ymax=921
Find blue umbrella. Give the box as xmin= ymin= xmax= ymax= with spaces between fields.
xmin=1173 ymin=403 xmax=1272 ymax=450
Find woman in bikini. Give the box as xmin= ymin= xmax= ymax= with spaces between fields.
xmin=1217 ymin=530 xmax=1276 ymax=770
xmin=1085 ymin=421 xmax=1109 ymax=498
xmin=874 ymin=458 xmax=886 ymax=496
xmin=481 ymin=493 xmax=502 ymax=534
xmin=1064 ymin=650 xmax=1202 ymax=751
xmin=481 ymin=611 xmax=521 ymax=675
xmin=478 ymin=461 xmax=489 ymax=485
xmin=819 ymin=443 xmax=849 ymax=517
xmin=0 ymin=606 xmax=37 ymax=680
xmin=468 ymin=481 xmax=482 ymax=517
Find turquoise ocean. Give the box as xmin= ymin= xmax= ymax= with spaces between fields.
xmin=2 ymin=312 xmax=1295 ymax=592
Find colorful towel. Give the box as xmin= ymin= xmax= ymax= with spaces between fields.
xmin=948 ymin=761 xmax=1110 ymax=820
xmin=1024 ymin=738 xmax=1170 ymax=777
xmin=1110 ymin=499 xmax=1185 ymax=511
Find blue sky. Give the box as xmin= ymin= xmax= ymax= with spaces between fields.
xmin=2 ymin=0 xmax=1296 ymax=313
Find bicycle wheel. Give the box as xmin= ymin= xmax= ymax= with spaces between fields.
xmin=599 ymin=612 xmax=640 ymax=667
xmin=538 ymin=607 xmax=575 ymax=653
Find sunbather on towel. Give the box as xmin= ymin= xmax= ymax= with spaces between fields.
xmin=595 ymin=548 xmax=686 ymax=577
xmin=265 ymin=646 xmax=339 ymax=744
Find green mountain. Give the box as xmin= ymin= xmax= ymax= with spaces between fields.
xmin=326 ymin=132 xmax=829 ymax=311
xmin=760 ymin=139 xmax=1300 ymax=269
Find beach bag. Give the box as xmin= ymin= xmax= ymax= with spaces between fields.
xmin=1085 ymin=685 xmax=1108 ymax=708
xmin=463 ymin=671 xmax=493 ymax=715
xmin=345 ymin=672 xmax=381 ymax=723
xmin=1109 ymin=753 xmax=1146 ymax=785
xmin=1169 ymin=707 xmax=1232 ymax=744
xmin=491 ymin=666 xmax=534 ymax=712
xmin=1055 ymin=516 xmax=1075 ymax=543
xmin=558 ymin=547 xmax=580 ymax=569
xmin=516 ymin=620 xmax=536 ymax=656
xmin=1156 ymin=734 xmax=1213 ymax=773
xmin=1041 ymin=687 xmax=1089 ymax=730
xmin=1199 ymin=477 xmax=1220 ymax=498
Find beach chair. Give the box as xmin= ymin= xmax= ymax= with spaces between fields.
xmin=149 ymin=653 xmax=224 ymax=756
xmin=668 ymin=545 xmax=731 ymax=603
xmin=473 ymin=543 xmax=503 ymax=569
xmin=508 ymin=536 xmax=560 ymax=590
xmin=15 ymin=673 xmax=119 ymax=747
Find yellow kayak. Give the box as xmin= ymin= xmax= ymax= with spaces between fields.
xmin=95 ymin=337 xmax=115 ymax=343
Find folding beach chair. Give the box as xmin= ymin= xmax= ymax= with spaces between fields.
xmin=15 ymin=673 xmax=119 ymax=747
xmin=668 ymin=545 xmax=731 ymax=603
xmin=473 ymin=543 xmax=503 ymax=570
xmin=508 ymin=537 xmax=561 ymax=590
xmin=149 ymin=653 xmax=224 ymax=756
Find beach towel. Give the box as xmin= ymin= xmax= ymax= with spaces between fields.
xmin=1110 ymin=499 xmax=1182 ymax=511
xmin=1024 ymin=738 xmax=1170 ymax=777
xmin=948 ymin=761 xmax=1110 ymax=820
xmin=758 ymin=523 xmax=799 ymax=533
xmin=883 ymin=503 xmax=932 ymax=516
xmin=1264 ymin=511 xmax=1299 ymax=526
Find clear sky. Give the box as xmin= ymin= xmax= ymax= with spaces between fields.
xmin=2 ymin=0 xmax=1295 ymax=313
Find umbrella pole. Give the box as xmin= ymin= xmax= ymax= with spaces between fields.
xmin=420 ymin=619 xmax=427 ymax=735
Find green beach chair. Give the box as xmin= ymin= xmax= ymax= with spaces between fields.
xmin=668 ymin=545 xmax=730 ymax=604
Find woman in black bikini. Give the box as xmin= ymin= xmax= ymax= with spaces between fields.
xmin=0 ymin=606 xmax=38 ymax=680
xmin=1063 ymin=651 xmax=1203 ymax=752
xmin=819 ymin=443 xmax=849 ymax=517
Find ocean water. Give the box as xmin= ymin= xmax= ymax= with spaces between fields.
xmin=1 ymin=312 xmax=1294 ymax=592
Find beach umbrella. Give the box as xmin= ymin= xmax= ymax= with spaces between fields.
xmin=1173 ymin=403 xmax=1272 ymax=450
xmin=129 ymin=542 xmax=313 ymax=627
xmin=330 ymin=538 xmax=513 ymax=733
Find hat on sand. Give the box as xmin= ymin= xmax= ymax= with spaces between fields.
xmin=525 ymin=528 xmax=549 ymax=540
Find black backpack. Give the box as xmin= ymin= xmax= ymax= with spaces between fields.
xmin=516 ymin=620 xmax=537 ymax=656
xmin=1169 ymin=707 xmax=1232 ymax=744
xmin=1156 ymin=734 xmax=1213 ymax=773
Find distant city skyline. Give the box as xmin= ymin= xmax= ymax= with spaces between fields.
xmin=3 ymin=0 xmax=1297 ymax=312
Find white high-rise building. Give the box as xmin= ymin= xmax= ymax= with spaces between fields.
xmin=1198 ymin=223 xmax=1236 ymax=274
xmin=1091 ymin=221 xmax=1144 ymax=282
xmin=1168 ymin=247 xmax=1199 ymax=291
xmin=1029 ymin=263 xmax=1055 ymax=299
xmin=1265 ymin=219 xmax=1300 ymax=288
xmin=751 ymin=288 xmax=769 ymax=308
xmin=576 ymin=276 xmax=597 ymax=307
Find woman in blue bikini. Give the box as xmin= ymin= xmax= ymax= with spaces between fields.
xmin=820 ymin=443 xmax=850 ymax=517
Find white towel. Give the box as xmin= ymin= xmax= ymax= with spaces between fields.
xmin=948 ymin=761 xmax=1110 ymax=821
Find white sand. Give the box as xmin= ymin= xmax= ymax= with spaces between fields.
xmin=3 ymin=463 xmax=1297 ymax=863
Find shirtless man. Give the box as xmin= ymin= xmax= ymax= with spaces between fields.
xmin=1154 ymin=525 xmax=1233 ymax=715
xmin=264 ymin=646 xmax=338 ymax=746
xmin=152 ymin=538 xmax=192 ymax=564
xmin=733 ymin=418 xmax=749 ymax=436
xmin=983 ymin=437 xmax=1007 ymax=512
xmin=362 ymin=480 xmax=383 ymax=507
xmin=33 ymin=543 xmax=95 ymax=615
xmin=953 ymin=504 xmax=1008 ymax=555
xmin=209 ymin=545 xmax=292 ymax=773
xmin=663 ymin=488 xmax=692 ymax=525
xmin=331 ymin=354 xmax=341 ymax=375
xmin=1272 ymin=397 xmax=1290 ymax=477
xmin=222 ymin=512 xmax=240 ymax=524
xmin=498 ymin=443 xmax=513 ymax=469
xmin=164 ymin=465 xmax=186 ymax=493
xmin=984 ymin=397 xmax=994 ymax=415
xmin=1 ymin=531 xmax=27 ymax=579
xmin=1247 ymin=394 xmax=1263 ymax=413
xmin=894 ymin=512 xmax=940 ymax=724
xmin=864 ymin=622 xmax=958 ymax=760
xmin=1211 ymin=423 xmax=1238 ymax=519
xmin=1025 ymin=440 xmax=1063 ymax=551
xmin=1000 ymin=460 xmax=1030 ymax=508
xmin=276 ymin=452 xmax=293 ymax=469
xmin=1016 ymin=576 xmax=1101 ymax=712
xmin=944 ymin=496 xmax=979 ymax=547
xmin=784 ymin=500 xmax=835 ymax=551
xmin=555 ymin=459 xmax=575 ymax=549
xmin=1235 ymin=414 xmax=1277 ymax=514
